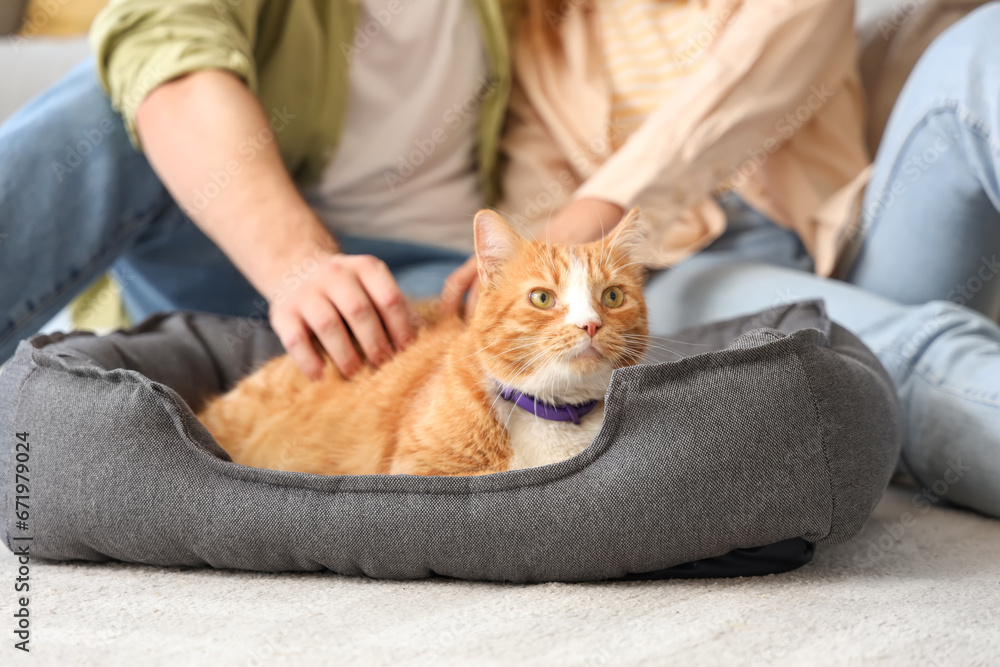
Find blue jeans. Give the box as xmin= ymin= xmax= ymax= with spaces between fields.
xmin=647 ymin=4 xmax=1000 ymax=518
xmin=0 ymin=60 xmax=467 ymax=361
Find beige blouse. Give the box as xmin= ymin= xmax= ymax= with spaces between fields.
xmin=498 ymin=0 xmax=871 ymax=276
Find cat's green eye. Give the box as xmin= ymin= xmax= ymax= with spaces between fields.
xmin=602 ymin=286 xmax=625 ymax=308
xmin=528 ymin=289 xmax=556 ymax=309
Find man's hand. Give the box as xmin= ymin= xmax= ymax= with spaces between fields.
xmin=136 ymin=71 xmax=419 ymax=380
xmin=269 ymin=253 xmax=418 ymax=381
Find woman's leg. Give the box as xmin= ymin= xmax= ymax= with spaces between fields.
xmin=849 ymin=3 xmax=1000 ymax=318
xmin=645 ymin=260 xmax=1000 ymax=518
xmin=642 ymin=6 xmax=1000 ymax=517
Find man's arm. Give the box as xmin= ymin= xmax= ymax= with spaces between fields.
xmin=136 ymin=70 xmax=416 ymax=379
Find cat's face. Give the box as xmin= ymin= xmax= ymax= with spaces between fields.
xmin=469 ymin=209 xmax=649 ymax=404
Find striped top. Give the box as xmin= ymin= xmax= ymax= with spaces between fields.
xmin=598 ymin=0 xmax=728 ymax=148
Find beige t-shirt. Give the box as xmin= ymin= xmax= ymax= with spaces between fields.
xmin=303 ymin=0 xmax=488 ymax=253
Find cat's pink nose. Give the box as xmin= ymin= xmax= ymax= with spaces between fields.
xmin=581 ymin=321 xmax=601 ymax=338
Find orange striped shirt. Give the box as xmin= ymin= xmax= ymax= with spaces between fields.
xmin=598 ymin=0 xmax=736 ymax=147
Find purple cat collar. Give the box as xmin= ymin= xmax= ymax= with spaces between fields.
xmin=498 ymin=386 xmax=599 ymax=425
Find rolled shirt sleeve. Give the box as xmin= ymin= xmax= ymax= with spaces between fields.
xmin=90 ymin=0 xmax=265 ymax=147
xmin=574 ymin=0 xmax=856 ymax=222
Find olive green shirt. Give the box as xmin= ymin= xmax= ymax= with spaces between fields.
xmin=90 ymin=0 xmax=512 ymax=202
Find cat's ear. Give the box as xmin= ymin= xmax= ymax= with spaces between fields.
xmin=474 ymin=209 xmax=521 ymax=284
xmin=606 ymin=206 xmax=647 ymax=256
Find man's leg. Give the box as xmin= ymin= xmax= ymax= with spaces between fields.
xmin=113 ymin=214 xmax=264 ymax=323
xmin=0 ymin=60 xmax=177 ymax=360
xmin=848 ymin=3 xmax=1000 ymax=318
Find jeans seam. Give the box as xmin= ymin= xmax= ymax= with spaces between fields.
xmin=865 ymin=100 xmax=999 ymax=242
xmin=0 ymin=192 xmax=172 ymax=347
xmin=913 ymin=363 xmax=1000 ymax=410
xmin=876 ymin=330 xmax=1000 ymax=410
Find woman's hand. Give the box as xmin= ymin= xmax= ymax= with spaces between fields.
xmin=268 ymin=253 xmax=418 ymax=381
xmin=440 ymin=255 xmax=480 ymax=320
xmin=544 ymin=198 xmax=625 ymax=245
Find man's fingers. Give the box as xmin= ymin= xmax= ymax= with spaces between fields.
xmin=326 ymin=270 xmax=395 ymax=368
xmin=300 ymin=296 xmax=362 ymax=378
xmin=354 ymin=255 xmax=417 ymax=350
xmin=271 ymin=310 xmax=325 ymax=381
xmin=440 ymin=257 xmax=477 ymax=317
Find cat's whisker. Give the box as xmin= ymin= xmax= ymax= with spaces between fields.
xmin=456 ymin=338 xmax=542 ymax=368
xmin=490 ymin=354 xmax=543 ymax=422
xmin=538 ymin=207 xmax=560 ymax=274
xmin=618 ymin=337 xmax=685 ymax=353
xmin=450 ymin=339 xmax=546 ymax=369
xmin=610 ymin=258 xmax=672 ymax=274
xmin=617 ymin=339 xmax=688 ymax=361
xmin=496 ymin=204 xmax=559 ymax=274
xmin=620 ymin=333 xmax=712 ymax=347
xmin=597 ymin=205 xmax=609 ymax=267
xmin=493 ymin=207 xmax=558 ymax=274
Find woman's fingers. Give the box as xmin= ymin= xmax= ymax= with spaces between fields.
xmin=465 ymin=279 xmax=481 ymax=321
xmin=440 ymin=256 xmax=478 ymax=317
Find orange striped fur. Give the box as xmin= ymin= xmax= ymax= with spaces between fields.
xmin=197 ymin=208 xmax=649 ymax=476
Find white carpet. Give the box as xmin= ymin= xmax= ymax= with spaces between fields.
xmin=3 ymin=486 xmax=998 ymax=666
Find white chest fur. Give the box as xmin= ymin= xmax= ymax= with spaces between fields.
xmin=498 ymin=401 xmax=605 ymax=471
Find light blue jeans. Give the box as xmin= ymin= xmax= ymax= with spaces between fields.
xmin=0 ymin=60 xmax=468 ymax=360
xmin=647 ymin=4 xmax=1000 ymax=518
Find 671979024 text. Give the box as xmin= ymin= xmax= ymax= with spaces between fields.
xmin=11 ymin=431 xmax=32 ymax=653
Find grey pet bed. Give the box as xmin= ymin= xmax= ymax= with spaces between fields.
xmin=0 ymin=301 xmax=900 ymax=582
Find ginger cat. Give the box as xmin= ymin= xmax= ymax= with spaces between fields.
xmin=197 ymin=208 xmax=649 ymax=476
